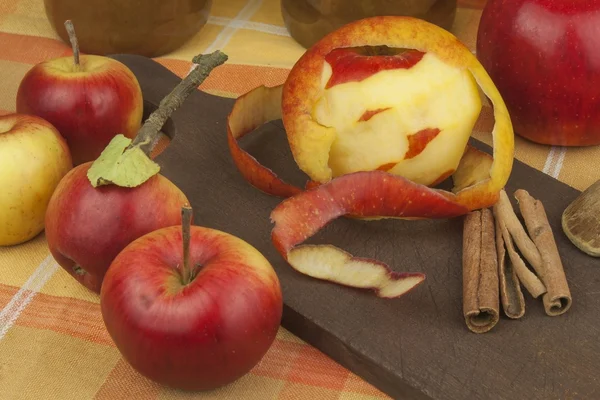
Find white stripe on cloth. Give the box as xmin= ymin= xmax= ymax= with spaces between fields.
xmin=551 ymin=146 xmax=567 ymax=178
xmin=543 ymin=146 xmax=567 ymax=179
xmin=188 ymin=0 xmax=265 ymax=75
xmin=0 ymin=255 xmax=59 ymax=340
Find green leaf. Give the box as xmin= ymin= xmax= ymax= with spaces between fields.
xmin=87 ymin=134 xmax=160 ymax=188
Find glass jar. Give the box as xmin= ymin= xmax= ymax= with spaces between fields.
xmin=44 ymin=0 xmax=212 ymax=57
xmin=281 ymin=0 xmax=457 ymax=48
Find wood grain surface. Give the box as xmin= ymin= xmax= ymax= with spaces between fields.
xmin=111 ymin=54 xmax=600 ymax=400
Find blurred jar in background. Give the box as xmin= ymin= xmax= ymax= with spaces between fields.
xmin=281 ymin=0 xmax=457 ymax=48
xmin=44 ymin=0 xmax=212 ymax=57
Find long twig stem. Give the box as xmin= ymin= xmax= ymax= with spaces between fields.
xmin=130 ymin=50 xmax=228 ymax=156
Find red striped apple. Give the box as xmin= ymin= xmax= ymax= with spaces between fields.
xmin=16 ymin=21 xmax=143 ymax=165
xmin=100 ymin=208 xmax=283 ymax=391
xmin=0 ymin=113 xmax=72 ymax=246
xmin=44 ymin=50 xmax=229 ymax=295
xmin=45 ymin=163 xmax=189 ymax=293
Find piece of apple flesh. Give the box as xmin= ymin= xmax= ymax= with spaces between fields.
xmin=313 ymin=46 xmax=482 ymax=187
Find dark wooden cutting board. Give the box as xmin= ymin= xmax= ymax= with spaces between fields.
xmin=110 ymin=54 xmax=600 ymax=400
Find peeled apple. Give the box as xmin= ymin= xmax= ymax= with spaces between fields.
xmin=226 ymin=16 xmax=515 ymax=298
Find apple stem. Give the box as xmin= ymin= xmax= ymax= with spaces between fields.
xmin=181 ymin=204 xmax=193 ymax=285
xmin=64 ymin=20 xmax=80 ymax=66
xmin=129 ymin=51 xmax=228 ymax=157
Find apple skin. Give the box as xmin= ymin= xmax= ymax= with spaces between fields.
xmin=45 ymin=163 xmax=189 ymax=293
xmin=323 ymin=47 xmax=425 ymax=89
xmin=477 ymin=0 xmax=600 ymax=146
xmin=0 ymin=114 xmax=72 ymax=246
xmin=272 ymin=169 xmax=470 ymax=259
xmin=100 ymin=225 xmax=283 ymax=391
xmin=16 ymin=55 xmax=144 ymax=165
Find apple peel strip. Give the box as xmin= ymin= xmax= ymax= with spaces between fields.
xmin=270 ymin=170 xmax=471 ymax=298
xmin=227 ymin=84 xmax=302 ymax=198
xmin=286 ymin=245 xmax=425 ymax=299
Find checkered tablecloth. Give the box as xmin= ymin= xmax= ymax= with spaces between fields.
xmin=1 ymin=0 xmax=599 ymax=399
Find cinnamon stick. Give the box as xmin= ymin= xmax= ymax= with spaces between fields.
xmin=514 ymin=190 xmax=572 ymax=317
xmin=497 ymin=217 xmax=547 ymax=299
xmin=495 ymin=216 xmax=525 ymax=319
xmin=493 ymin=190 xmax=547 ymax=299
xmin=493 ymin=190 xmax=544 ymax=275
xmin=463 ymin=209 xmax=499 ymax=333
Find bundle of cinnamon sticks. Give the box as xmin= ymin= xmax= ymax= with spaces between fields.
xmin=462 ymin=189 xmax=572 ymax=334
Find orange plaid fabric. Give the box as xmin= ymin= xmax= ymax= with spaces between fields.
xmin=0 ymin=0 xmax=597 ymax=399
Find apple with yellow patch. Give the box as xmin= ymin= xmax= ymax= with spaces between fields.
xmin=45 ymin=163 xmax=190 ymax=294
xmin=101 ymin=207 xmax=283 ymax=390
xmin=227 ymin=17 xmax=515 ymax=298
xmin=0 ymin=114 xmax=72 ymax=246
xmin=16 ymin=21 xmax=143 ymax=165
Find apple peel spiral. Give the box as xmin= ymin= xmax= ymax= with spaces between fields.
xmin=227 ymin=16 xmax=514 ymax=298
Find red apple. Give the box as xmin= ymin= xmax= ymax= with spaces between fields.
xmin=45 ymin=163 xmax=189 ymax=293
xmin=16 ymin=50 xmax=143 ymax=165
xmin=100 ymin=220 xmax=283 ymax=391
xmin=477 ymin=0 xmax=600 ymax=146
xmin=0 ymin=113 xmax=72 ymax=246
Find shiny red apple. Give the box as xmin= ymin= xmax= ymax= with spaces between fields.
xmin=45 ymin=163 xmax=189 ymax=293
xmin=16 ymin=52 xmax=143 ymax=165
xmin=477 ymin=0 xmax=600 ymax=146
xmin=100 ymin=221 xmax=283 ymax=391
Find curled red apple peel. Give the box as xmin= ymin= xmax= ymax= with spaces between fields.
xmin=285 ymin=245 xmax=425 ymax=299
xmin=270 ymin=170 xmax=472 ymax=297
xmin=227 ymin=17 xmax=515 ymax=298
xmin=227 ymin=85 xmax=301 ymax=198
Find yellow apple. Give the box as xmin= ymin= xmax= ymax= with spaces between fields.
xmin=0 ymin=114 xmax=72 ymax=246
